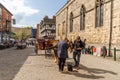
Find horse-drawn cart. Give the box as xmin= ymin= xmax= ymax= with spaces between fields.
xmin=36 ymin=39 xmax=56 ymax=58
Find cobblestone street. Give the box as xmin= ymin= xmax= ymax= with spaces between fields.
xmin=0 ymin=47 xmax=120 ymax=80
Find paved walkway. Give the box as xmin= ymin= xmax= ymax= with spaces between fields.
xmin=12 ymin=50 xmax=120 ymax=80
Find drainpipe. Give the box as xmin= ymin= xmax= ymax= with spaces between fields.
xmin=108 ymin=0 xmax=113 ymax=57
xmin=66 ymin=7 xmax=68 ymax=38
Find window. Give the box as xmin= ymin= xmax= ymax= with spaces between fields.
xmin=80 ymin=5 xmax=86 ymax=30
xmin=70 ymin=12 xmax=73 ymax=32
xmin=6 ymin=21 xmax=11 ymax=30
xmin=0 ymin=8 xmax=2 ymax=15
xmin=62 ymin=21 xmax=66 ymax=35
xmin=95 ymin=6 xmax=99 ymax=27
xmin=58 ymin=24 xmax=60 ymax=36
xmin=6 ymin=14 xmax=8 ymax=20
xmin=49 ymin=24 xmax=52 ymax=27
xmin=95 ymin=0 xmax=104 ymax=27
xmin=100 ymin=4 xmax=104 ymax=26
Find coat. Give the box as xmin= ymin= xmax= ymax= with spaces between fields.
xmin=57 ymin=41 xmax=69 ymax=58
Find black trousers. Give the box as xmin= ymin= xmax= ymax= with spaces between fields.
xmin=58 ymin=58 xmax=66 ymax=71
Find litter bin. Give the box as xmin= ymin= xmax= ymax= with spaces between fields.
xmin=67 ymin=64 xmax=73 ymax=71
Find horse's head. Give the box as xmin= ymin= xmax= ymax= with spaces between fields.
xmin=68 ymin=40 xmax=74 ymax=53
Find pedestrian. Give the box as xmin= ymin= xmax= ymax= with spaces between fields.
xmin=57 ymin=37 xmax=69 ymax=72
xmin=73 ymin=36 xmax=84 ymax=68
xmin=81 ymin=39 xmax=87 ymax=54
xmin=34 ymin=40 xmax=38 ymax=55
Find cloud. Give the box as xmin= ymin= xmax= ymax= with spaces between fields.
xmin=1 ymin=0 xmax=39 ymax=16
xmin=0 ymin=0 xmax=39 ymax=27
xmin=14 ymin=13 xmax=24 ymax=23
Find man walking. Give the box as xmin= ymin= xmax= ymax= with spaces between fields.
xmin=57 ymin=37 xmax=69 ymax=71
xmin=73 ymin=36 xmax=84 ymax=68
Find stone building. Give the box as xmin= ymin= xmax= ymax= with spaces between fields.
xmin=36 ymin=24 xmax=41 ymax=39
xmin=40 ymin=16 xmax=56 ymax=39
xmin=56 ymin=0 xmax=120 ymax=53
xmin=0 ymin=3 xmax=13 ymax=43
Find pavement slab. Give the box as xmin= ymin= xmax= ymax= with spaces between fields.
xmin=13 ymin=50 xmax=120 ymax=80
xmin=0 ymin=48 xmax=120 ymax=80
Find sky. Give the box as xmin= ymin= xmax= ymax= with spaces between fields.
xmin=0 ymin=0 xmax=68 ymax=28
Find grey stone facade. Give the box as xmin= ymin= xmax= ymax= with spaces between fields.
xmin=56 ymin=0 xmax=120 ymax=51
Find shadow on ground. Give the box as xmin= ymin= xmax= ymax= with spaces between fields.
xmin=0 ymin=47 xmax=33 ymax=80
xmin=62 ymin=64 xmax=117 ymax=79
xmin=31 ymin=50 xmax=54 ymax=59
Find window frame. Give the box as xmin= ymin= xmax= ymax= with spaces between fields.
xmin=70 ymin=12 xmax=73 ymax=32
xmin=95 ymin=0 xmax=104 ymax=27
xmin=62 ymin=21 xmax=66 ymax=35
xmin=80 ymin=4 xmax=86 ymax=31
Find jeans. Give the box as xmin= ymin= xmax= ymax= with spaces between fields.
xmin=58 ymin=58 xmax=66 ymax=71
xmin=73 ymin=51 xmax=81 ymax=67
xmin=81 ymin=48 xmax=86 ymax=54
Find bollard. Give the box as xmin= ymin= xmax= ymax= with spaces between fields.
xmin=114 ymin=48 xmax=116 ymax=61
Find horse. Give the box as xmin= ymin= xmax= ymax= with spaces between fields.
xmin=47 ymin=39 xmax=74 ymax=64
xmin=68 ymin=40 xmax=74 ymax=53
xmin=47 ymin=39 xmax=59 ymax=64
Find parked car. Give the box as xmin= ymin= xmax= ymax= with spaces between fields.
xmin=16 ymin=42 xmax=26 ymax=49
xmin=0 ymin=43 xmax=6 ymax=50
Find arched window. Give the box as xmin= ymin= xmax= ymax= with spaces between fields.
xmin=95 ymin=0 xmax=104 ymax=27
xmin=70 ymin=12 xmax=73 ymax=32
xmin=80 ymin=4 xmax=86 ymax=30
xmin=58 ymin=24 xmax=60 ymax=36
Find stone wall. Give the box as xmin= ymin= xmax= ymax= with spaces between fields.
xmin=11 ymin=27 xmax=32 ymax=40
xmin=56 ymin=0 xmax=120 ymax=50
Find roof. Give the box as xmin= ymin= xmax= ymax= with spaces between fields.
xmin=0 ymin=3 xmax=13 ymax=16
xmin=56 ymin=0 xmax=74 ymax=16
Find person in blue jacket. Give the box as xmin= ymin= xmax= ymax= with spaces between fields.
xmin=57 ymin=37 xmax=69 ymax=71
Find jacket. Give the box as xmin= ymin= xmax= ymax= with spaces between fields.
xmin=57 ymin=41 xmax=69 ymax=58
xmin=74 ymin=40 xmax=84 ymax=52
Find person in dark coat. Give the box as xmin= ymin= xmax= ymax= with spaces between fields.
xmin=57 ymin=37 xmax=69 ymax=71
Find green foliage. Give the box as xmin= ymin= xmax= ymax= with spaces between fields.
xmin=25 ymin=26 xmax=32 ymax=29
xmin=11 ymin=32 xmax=17 ymax=39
